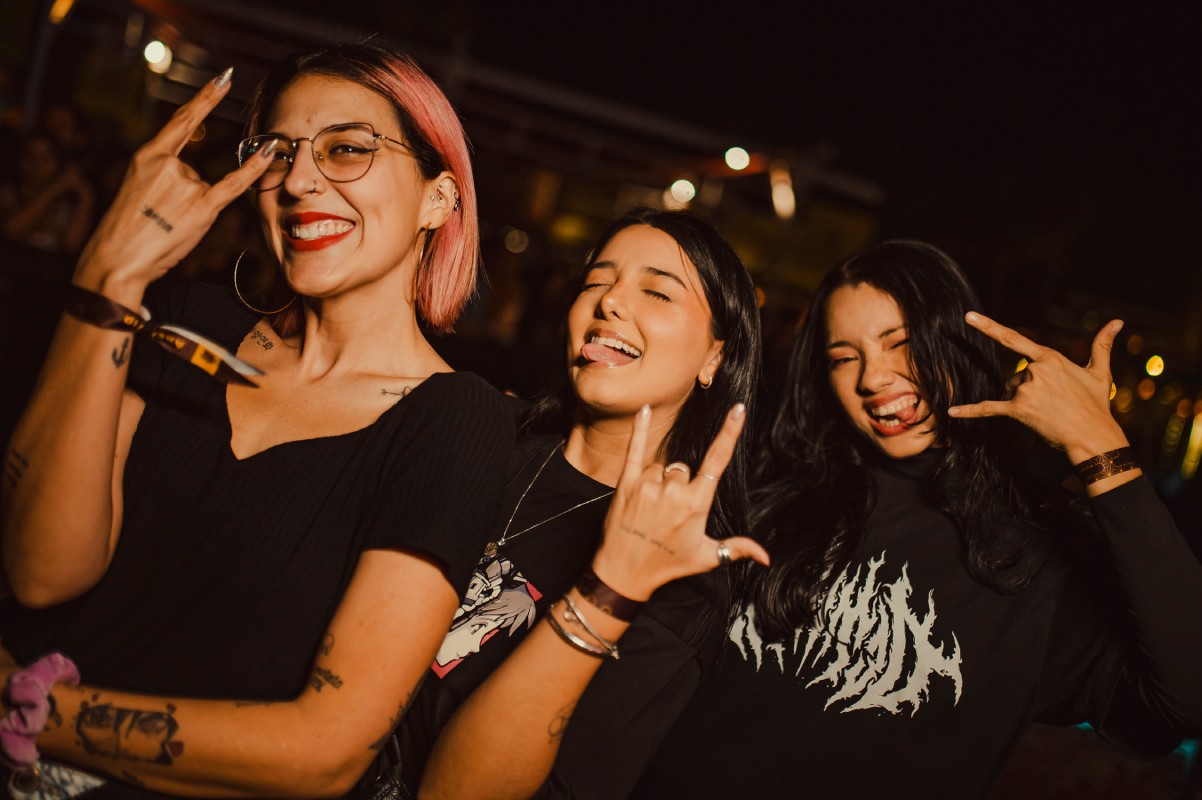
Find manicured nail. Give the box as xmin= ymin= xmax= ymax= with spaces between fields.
xmin=258 ymin=139 xmax=279 ymax=159
xmin=948 ymin=406 xmax=962 ymax=416
xmin=213 ymin=67 xmax=234 ymax=89
xmin=965 ymin=311 xmax=981 ymax=323
xmin=731 ymin=403 xmax=746 ymax=420
xmin=1110 ymin=319 xmax=1125 ymax=333
xmin=638 ymin=404 xmax=651 ymax=420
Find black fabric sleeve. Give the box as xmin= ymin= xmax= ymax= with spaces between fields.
xmin=361 ymin=373 xmax=515 ymax=594
xmin=533 ymin=573 xmax=728 ymax=799
xmin=1089 ymin=476 xmax=1202 ymax=746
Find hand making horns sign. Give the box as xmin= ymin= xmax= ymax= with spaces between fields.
xmin=591 ymin=404 xmax=770 ymax=602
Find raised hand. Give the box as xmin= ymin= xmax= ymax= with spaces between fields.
xmin=949 ymin=311 xmax=1130 ymax=464
xmin=590 ymin=404 xmax=770 ymax=602
xmin=74 ymin=69 xmax=275 ymax=305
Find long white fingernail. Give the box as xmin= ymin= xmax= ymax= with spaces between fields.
xmin=731 ymin=403 xmax=746 ymax=420
xmin=638 ymin=404 xmax=650 ymax=420
xmin=965 ymin=311 xmax=981 ymax=323
xmin=258 ymin=139 xmax=279 ymax=160
xmin=214 ymin=67 xmax=234 ymax=89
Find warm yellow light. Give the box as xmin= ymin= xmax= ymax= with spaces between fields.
xmin=1015 ymin=358 xmax=1029 ymax=373
xmin=48 ymin=0 xmax=75 ymax=24
xmin=725 ymin=147 xmax=751 ymax=171
xmin=1114 ymin=388 xmax=1134 ymax=414
xmin=669 ymin=179 xmax=696 ymax=204
xmin=1182 ymin=413 xmax=1202 ymax=481
xmin=769 ymin=160 xmax=795 ymax=220
xmin=1126 ymin=334 xmax=1144 ymax=355
xmin=755 ymin=286 xmax=766 ymax=308
xmin=1145 ymin=355 xmax=1165 ymax=377
xmin=503 ymin=228 xmax=529 ymax=254
xmin=144 ymin=41 xmax=172 ymax=74
xmin=1109 ymin=382 xmax=1117 ymax=401
xmin=1138 ymin=378 xmax=1156 ymax=401
xmin=189 ymin=122 xmax=206 ymax=143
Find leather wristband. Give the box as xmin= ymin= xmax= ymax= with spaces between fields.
xmin=575 ymin=568 xmax=644 ymax=622
xmin=1072 ymin=446 xmax=1138 ymax=486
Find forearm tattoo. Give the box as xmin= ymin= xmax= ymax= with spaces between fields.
xmin=75 ymin=700 xmax=183 ymax=765
xmin=319 ymin=634 xmax=334 ymax=657
xmin=112 ymin=337 xmax=130 ymax=367
xmin=547 ymin=701 xmax=576 ymax=743
xmin=3 ymin=449 xmax=28 ymax=491
xmin=619 ymin=524 xmax=676 ymax=555
xmin=368 ymin=693 xmax=412 ymax=753
xmin=141 ymin=206 xmax=174 ymax=233
xmin=308 ymin=666 xmax=343 ymax=693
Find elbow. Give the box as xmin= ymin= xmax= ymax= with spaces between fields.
xmin=3 ymin=558 xmax=95 ymax=609
xmin=287 ymin=745 xmax=377 ymax=799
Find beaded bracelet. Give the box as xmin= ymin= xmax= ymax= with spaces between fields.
xmin=575 ymin=568 xmax=643 ymax=622
xmin=0 ymin=653 xmax=80 ymax=772
xmin=1073 ymin=446 xmax=1138 ymax=486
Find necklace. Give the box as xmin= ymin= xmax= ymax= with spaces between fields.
xmin=482 ymin=443 xmax=615 ymax=559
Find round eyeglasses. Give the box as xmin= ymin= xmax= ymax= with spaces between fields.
xmin=236 ymin=122 xmax=411 ymax=192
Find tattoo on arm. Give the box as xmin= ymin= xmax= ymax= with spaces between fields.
xmin=75 ymin=701 xmax=183 ymax=765
xmin=3 ymin=449 xmax=28 ymax=491
xmin=121 ymin=771 xmax=147 ymax=788
xmin=112 ymin=337 xmax=130 ymax=367
xmin=319 ymin=633 xmax=334 ymax=657
xmin=368 ymin=692 xmax=414 ymax=752
xmin=547 ymin=701 xmax=576 ymax=743
xmin=308 ymin=666 xmax=344 ymax=693
xmin=619 ymin=524 xmax=676 ymax=555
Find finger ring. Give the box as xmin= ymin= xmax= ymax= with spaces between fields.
xmin=716 ymin=541 xmax=732 ymax=567
xmin=664 ymin=462 xmax=690 ymax=477
xmin=699 ymin=472 xmax=718 ymax=481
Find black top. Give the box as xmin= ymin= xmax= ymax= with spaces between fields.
xmin=399 ymin=435 xmax=728 ymax=798
xmin=633 ymin=457 xmax=1202 ymax=799
xmin=0 ymin=281 xmax=515 ymax=706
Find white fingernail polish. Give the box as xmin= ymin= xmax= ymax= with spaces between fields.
xmin=214 ymin=67 xmax=234 ymax=89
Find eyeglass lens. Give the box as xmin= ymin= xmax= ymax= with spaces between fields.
xmin=238 ymin=124 xmax=380 ymax=191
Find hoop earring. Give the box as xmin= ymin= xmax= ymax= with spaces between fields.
xmin=233 ymin=248 xmax=297 ymax=316
xmin=416 ymin=228 xmax=431 ymax=269
xmin=698 ymin=374 xmax=714 ymax=390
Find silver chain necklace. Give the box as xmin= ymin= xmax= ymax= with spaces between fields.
xmin=482 ymin=443 xmax=615 ymax=559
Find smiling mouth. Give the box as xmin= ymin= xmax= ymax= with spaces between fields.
xmin=580 ymin=333 xmax=643 ymax=366
xmin=867 ymin=394 xmax=923 ymax=433
xmin=289 ymin=220 xmax=355 ymax=240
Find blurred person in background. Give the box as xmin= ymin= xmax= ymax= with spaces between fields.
xmin=1 ymin=128 xmax=95 ymax=254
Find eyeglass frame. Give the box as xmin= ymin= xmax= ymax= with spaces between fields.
xmin=236 ymin=122 xmax=413 ymax=191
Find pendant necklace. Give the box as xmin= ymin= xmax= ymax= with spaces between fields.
xmin=482 ymin=443 xmax=615 ymax=559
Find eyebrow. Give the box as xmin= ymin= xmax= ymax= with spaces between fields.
xmin=826 ymin=324 xmax=907 ymax=350
xmin=586 ymin=262 xmax=689 ymax=291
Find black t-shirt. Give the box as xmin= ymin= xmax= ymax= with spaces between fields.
xmin=0 ymin=281 xmax=515 ymax=704
xmin=400 ymin=435 xmax=730 ymax=798
xmin=634 ymin=456 xmax=1202 ymax=799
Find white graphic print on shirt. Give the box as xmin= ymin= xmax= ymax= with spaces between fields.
xmin=731 ymin=551 xmax=963 ymax=716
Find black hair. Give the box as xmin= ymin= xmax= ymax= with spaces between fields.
xmin=748 ymin=240 xmax=1035 ymax=642
xmin=528 ymin=207 xmax=763 ymax=549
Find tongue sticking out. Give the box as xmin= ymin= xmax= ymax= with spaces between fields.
xmin=582 ymin=343 xmax=636 ymax=365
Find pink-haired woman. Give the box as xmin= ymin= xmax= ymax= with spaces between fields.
xmin=0 ymin=44 xmax=513 ymax=797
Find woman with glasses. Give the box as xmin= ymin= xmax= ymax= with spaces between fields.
xmin=0 ymin=44 xmax=513 ymax=796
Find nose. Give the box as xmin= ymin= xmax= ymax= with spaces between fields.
xmin=597 ymin=284 xmax=628 ymax=320
xmin=280 ymin=139 xmax=324 ymax=197
xmin=858 ymin=352 xmax=895 ymax=395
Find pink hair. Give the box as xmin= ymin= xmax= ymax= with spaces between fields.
xmin=246 ymin=44 xmax=479 ymax=334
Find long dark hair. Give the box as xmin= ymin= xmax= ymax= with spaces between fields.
xmin=749 ymin=240 xmax=1034 ymax=642
xmin=529 ymin=208 xmax=763 ymax=547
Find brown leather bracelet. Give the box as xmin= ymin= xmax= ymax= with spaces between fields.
xmin=1072 ymin=446 xmax=1138 ymax=486
xmin=575 ymin=568 xmax=644 ymax=622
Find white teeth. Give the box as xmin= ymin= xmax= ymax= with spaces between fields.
xmin=290 ymin=220 xmax=354 ymax=240
xmin=589 ymin=335 xmax=642 ymax=358
xmin=870 ymin=396 xmax=918 ymax=418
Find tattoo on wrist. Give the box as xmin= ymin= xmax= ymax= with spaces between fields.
xmin=547 ymin=702 xmax=576 ymax=742
xmin=3 ymin=449 xmax=28 ymax=490
xmin=112 ymin=337 xmax=130 ymax=367
xmin=141 ymin=206 xmax=174 ymax=233
xmin=368 ymin=694 xmax=412 ymax=753
xmin=75 ymin=701 xmax=183 ymax=764
xmin=249 ymin=329 xmax=274 ymax=351
xmin=309 ymin=666 xmax=343 ymax=693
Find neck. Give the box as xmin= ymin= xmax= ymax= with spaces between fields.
xmin=563 ymin=409 xmax=675 ymax=488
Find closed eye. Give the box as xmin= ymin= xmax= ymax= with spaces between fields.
xmin=643 ymin=289 xmax=671 ymax=302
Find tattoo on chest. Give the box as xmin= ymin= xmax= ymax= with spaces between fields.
xmin=249 ymin=329 xmax=274 ymax=351
xmin=380 ymin=386 xmax=412 ymax=398
xmin=112 ymin=337 xmax=130 ymax=367
xmin=141 ymin=206 xmax=174 ymax=233
xmin=75 ymin=701 xmax=183 ymax=765
xmin=309 ymin=666 xmax=344 ymax=692
xmin=3 ymin=449 xmax=28 ymax=491
xmin=547 ymin=701 xmax=576 ymax=742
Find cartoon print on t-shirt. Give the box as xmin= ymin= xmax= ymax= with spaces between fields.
xmin=433 ymin=553 xmax=540 ymax=677
xmin=731 ymin=551 xmax=963 ymax=716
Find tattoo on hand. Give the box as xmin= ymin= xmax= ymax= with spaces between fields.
xmin=3 ymin=449 xmax=28 ymax=490
xmin=619 ymin=524 xmax=676 ymax=555
xmin=548 ymin=702 xmax=576 ymax=743
xmin=75 ymin=701 xmax=183 ymax=764
xmin=249 ymin=329 xmax=274 ymax=351
xmin=309 ymin=666 xmax=343 ymax=693
xmin=141 ymin=206 xmax=174 ymax=233
xmin=368 ymin=694 xmax=412 ymax=753
xmin=112 ymin=337 xmax=130 ymax=367
xmin=380 ymin=386 xmax=412 ymax=398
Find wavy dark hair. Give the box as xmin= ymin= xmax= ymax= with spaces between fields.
xmin=528 ymin=208 xmax=762 ymax=550
xmin=748 ymin=240 xmax=1036 ymax=642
